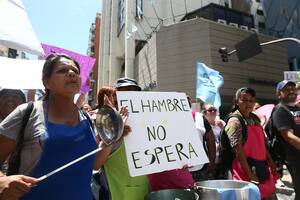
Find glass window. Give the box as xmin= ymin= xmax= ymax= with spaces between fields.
xmin=243 ymin=15 xmax=254 ymax=28
xmin=226 ymin=10 xmax=241 ymax=24
xmin=214 ymin=7 xmax=226 ymax=20
xmin=136 ymin=0 xmax=143 ymax=19
xmin=258 ymin=22 xmax=265 ymax=28
xmin=118 ymin=0 xmax=125 ymax=33
xmin=257 ymin=9 xmax=264 ymax=16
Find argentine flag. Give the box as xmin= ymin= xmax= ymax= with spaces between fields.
xmin=196 ymin=62 xmax=224 ymax=109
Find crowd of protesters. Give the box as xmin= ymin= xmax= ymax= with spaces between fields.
xmin=0 ymin=53 xmax=299 ymax=200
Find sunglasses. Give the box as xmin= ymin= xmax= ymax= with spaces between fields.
xmin=204 ymin=108 xmax=217 ymax=113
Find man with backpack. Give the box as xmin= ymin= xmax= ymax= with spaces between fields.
xmin=268 ymin=80 xmax=300 ymax=200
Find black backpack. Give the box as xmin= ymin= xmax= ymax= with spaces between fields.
xmin=219 ymin=114 xmax=247 ymax=173
xmin=7 ymin=102 xmax=34 ymax=175
xmin=264 ymin=104 xmax=287 ymax=166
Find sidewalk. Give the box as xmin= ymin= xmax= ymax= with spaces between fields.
xmin=276 ymin=165 xmax=295 ymax=200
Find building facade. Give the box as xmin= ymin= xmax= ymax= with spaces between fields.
xmin=262 ymin=0 xmax=300 ymax=70
xmin=134 ymin=18 xmax=288 ymax=114
xmin=87 ymin=13 xmax=101 ymax=105
xmin=0 ymin=45 xmax=8 ymax=57
xmin=98 ymin=0 xmax=290 ymax=114
xmin=0 ymin=45 xmax=27 ymax=59
xmin=99 ymin=0 xmax=235 ymax=88
xmin=231 ymin=0 xmax=265 ymax=33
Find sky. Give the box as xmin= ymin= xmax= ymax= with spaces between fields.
xmin=23 ymin=0 xmax=102 ymax=56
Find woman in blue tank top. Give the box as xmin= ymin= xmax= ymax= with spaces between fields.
xmin=0 ymin=54 xmax=117 ymax=200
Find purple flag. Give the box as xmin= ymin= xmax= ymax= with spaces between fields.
xmin=41 ymin=43 xmax=96 ymax=93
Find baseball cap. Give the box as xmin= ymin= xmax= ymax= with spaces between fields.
xmin=115 ymin=77 xmax=141 ymax=91
xmin=276 ymin=80 xmax=296 ymax=91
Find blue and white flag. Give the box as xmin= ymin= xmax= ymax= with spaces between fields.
xmin=196 ymin=62 xmax=224 ymax=109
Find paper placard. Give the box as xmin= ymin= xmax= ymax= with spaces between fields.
xmin=0 ymin=56 xmax=44 ymax=89
xmin=117 ymin=91 xmax=209 ymax=177
xmin=284 ymin=71 xmax=300 ymax=82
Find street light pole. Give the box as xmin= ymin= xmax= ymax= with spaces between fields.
xmin=220 ymin=37 xmax=300 ymax=61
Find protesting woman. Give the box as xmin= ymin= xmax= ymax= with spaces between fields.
xmin=203 ymin=103 xmax=226 ymax=179
xmin=224 ymin=87 xmax=278 ymax=199
xmin=0 ymin=54 xmax=125 ymax=200
xmin=96 ymin=81 xmax=149 ymax=200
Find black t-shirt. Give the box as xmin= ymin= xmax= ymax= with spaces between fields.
xmin=272 ymin=104 xmax=300 ymax=164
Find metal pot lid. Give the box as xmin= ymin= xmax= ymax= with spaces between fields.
xmin=95 ymin=105 xmax=124 ymax=146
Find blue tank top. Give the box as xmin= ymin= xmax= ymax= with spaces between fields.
xmin=22 ymin=108 xmax=97 ymax=200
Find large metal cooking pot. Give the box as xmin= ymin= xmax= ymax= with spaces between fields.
xmin=144 ymin=189 xmax=196 ymax=200
xmin=95 ymin=105 xmax=124 ymax=146
xmin=194 ymin=180 xmax=260 ymax=200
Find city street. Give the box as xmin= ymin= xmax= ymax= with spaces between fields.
xmin=0 ymin=0 xmax=299 ymax=199
xmin=277 ymin=166 xmax=295 ymax=200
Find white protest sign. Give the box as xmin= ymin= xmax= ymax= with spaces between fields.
xmin=0 ymin=56 xmax=44 ymax=89
xmin=117 ymin=91 xmax=209 ymax=177
xmin=0 ymin=0 xmax=44 ymax=55
xmin=284 ymin=71 xmax=300 ymax=82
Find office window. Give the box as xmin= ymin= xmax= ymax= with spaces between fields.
xmin=214 ymin=7 xmax=226 ymax=20
xmin=226 ymin=10 xmax=242 ymax=25
xmin=8 ymin=48 xmax=18 ymax=58
xmin=118 ymin=0 xmax=125 ymax=33
xmin=258 ymin=22 xmax=265 ymax=28
xmin=224 ymin=0 xmax=230 ymax=7
xmin=257 ymin=9 xmax=264 ymax=16
xmin=243 ymin=15 xmax=254 ymax=28
xmin=136 ymin=0 xmax=143 ymax=19
xmin=21 ymin=52 xmax=26 ymax=59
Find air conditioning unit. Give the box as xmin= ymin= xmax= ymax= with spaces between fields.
xmin=217 ymin=19 xmax=227 ymax=25
xmin=229 ymin=23 xmax=238 ymax=28
xmin=240 ymin=25 xmax=248 ymax=31
xmin=250 ymin=28 xmax=259 ymax=33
